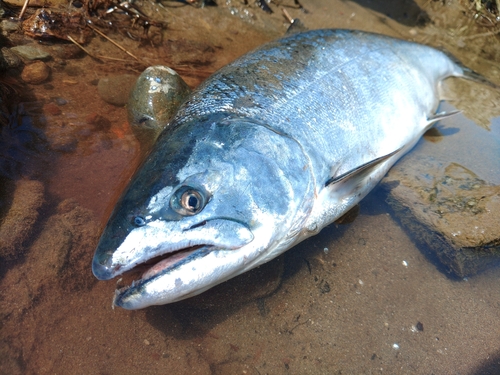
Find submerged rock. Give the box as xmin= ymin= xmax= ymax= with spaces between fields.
xmin=97 ymin=74 xmax=137 ymax=107
xmin=382 ymin=156 xmax=500 ymax=277
xmin=10 ymin=44 xmax=51 ymax=61
xmin=128 ymin=66 xmax=191 ymax=151
xmin=0 ymin=179 xmax=45 ymax=259
xmin=21 ymin=61 xmax=51 ymax=84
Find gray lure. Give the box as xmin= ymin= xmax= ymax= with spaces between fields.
xmin=93 ymin=29 xmax=468 ymax=309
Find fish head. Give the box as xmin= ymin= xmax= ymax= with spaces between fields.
xmin=92 ymin=115 xmax=313 ymax=309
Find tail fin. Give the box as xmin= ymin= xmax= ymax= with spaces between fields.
xmin=443 ymin=50 xmax=499 ymax=89
xmin=461 ymin=67 xmax=499 ymax=90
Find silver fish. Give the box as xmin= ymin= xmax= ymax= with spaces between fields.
xmin=93 ymin=29 xmax=468 ymax=309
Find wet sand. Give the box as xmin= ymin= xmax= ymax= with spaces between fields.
xmin=1 ymin=0 xmax=500 ymax=374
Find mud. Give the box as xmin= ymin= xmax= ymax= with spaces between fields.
xmin=0 ymin=0 xmax=500 ymax=374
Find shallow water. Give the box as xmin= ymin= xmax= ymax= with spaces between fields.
xmin=1 ymin=0 xmax=500 ymax=374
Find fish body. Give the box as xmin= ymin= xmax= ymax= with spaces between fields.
xmin=92 ymin=29 xmax=464 ymax=309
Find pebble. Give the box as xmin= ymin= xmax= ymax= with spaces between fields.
xmin=21 ymin=61 xmax=51 ymax=84
xmin=53 ymin=97 xmax=68 ymax=106
xmin=11 ymin=44 xmax=51 ymax=61
xmin=97 ymin=74 xmax=137 ymax=107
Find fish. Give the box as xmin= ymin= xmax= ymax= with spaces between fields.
xmin=92 ymin=28 xmax=472 ymax=309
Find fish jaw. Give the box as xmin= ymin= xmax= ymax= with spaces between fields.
xmin=113 ymin=244 xmax=261 ymax=309
xmin=91 ymin=218 xmax=254 ymax=281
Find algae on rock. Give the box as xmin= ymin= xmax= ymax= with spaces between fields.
xmin=382 ymin=156 xmax=500 ymax=277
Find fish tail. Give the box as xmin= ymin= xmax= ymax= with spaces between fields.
xmin=442 ymin=50 xmax=499 ymax=89
xmin=461 ymin=67 xmax=499 ymax=90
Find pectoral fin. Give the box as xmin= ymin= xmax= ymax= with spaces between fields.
xmin=325 ymin=147 xmax=403 ymax=187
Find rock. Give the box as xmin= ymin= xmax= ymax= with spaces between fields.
xmin=0 ymin=179 xmax=45 ymax=259
xmin=381 ymin=156 xmax=500 ymax=278
xmin=128 ymin=66 xmax=192 ymax=151
xmin=0 ymin=20 xmax=19 ymax=33
xmin=97 ymin=74 xmax=137 ymax=106
xmin=21 ymin=61 xmax=51 ymax=84
xmin=10 ymin=44 xmax=51 ymax=61
xmin=1 ymin=47 xmax=22 ymax=69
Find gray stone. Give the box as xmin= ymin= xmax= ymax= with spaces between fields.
xmin=10 ymin=44 xmax=51 ymax=61
xmin=1 ymin=47 xmax=22 ymax=69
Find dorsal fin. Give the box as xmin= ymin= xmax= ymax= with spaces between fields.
xmin=285 ymin=19 xmax=307 ymax=35
xmin=325 ymin=147 xmax=403 ymax=187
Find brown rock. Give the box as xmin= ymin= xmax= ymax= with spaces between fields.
xmin=382 ymin=156 xmax=500 ymax=277
xmin=21 ymin=61 xmax=50 ymax=84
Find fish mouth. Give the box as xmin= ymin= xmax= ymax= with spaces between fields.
xmin=111 ymin=244 xmax=214 ymax=294
xmin=92 ymin=218 xmax=255 ymax=290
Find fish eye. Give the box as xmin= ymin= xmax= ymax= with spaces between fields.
xmin=170 ymin=186 xmax=206 ymax=216
xmin=133 ymin=215 xmax=146 ymax=227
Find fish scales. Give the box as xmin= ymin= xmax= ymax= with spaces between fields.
xmin=173 ymin=29 xmax=460 ymax=180
xmin=92 ymin=29 xmax=466 ymax=309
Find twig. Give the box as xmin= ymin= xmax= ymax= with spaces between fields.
xmin=282 ymin=8 xmax=293 ymax=24
xmin=18 ymin=0 xmax=30 ymax=20
xmin=87 ymin=23 xmax=140 ymax=61
xmin=67 ymin=35 xmax=102 ymax=62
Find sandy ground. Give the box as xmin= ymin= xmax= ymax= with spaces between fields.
xmin=1 ymin=0 xmax=500 ymax=374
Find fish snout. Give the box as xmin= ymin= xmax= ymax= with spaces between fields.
xmin=92 ymin=254 xmax=118 ymax=280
